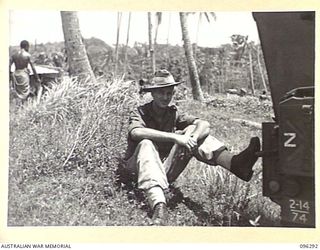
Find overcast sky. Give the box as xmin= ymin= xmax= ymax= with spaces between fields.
xmin=9 ymin=11 xmax=260 ymax=48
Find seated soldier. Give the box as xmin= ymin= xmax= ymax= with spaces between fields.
xmin=123 ymin=69 xmax=260 ymax=225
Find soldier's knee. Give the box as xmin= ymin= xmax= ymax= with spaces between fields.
xmin=138 ymin=139 xmax=155 ymax=148
xmin=182 ymin=125 xmax=196 ymax=134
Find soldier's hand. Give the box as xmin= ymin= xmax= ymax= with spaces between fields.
xmin=174 ymin=134 xmax=198 ymax=152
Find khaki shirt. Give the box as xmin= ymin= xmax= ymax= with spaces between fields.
xmin=125 ymin=101 xmax=198 ymax=160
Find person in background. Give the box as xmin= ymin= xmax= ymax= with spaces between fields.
xmin=9 ymin=40 xmax=42 ymax=103
xmin=122 ymin=69 xmax=261 ymax=225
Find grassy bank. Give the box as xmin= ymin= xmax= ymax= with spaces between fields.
xmin=8 ymin=77 xmax=280 ymax=226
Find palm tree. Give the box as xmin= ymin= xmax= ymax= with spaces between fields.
xmin=148 ymin=12 xmax=156 ymax=73
xmin=248 ymin=44 xmax=255 ymax=95
xmin=231 ymin=34 xmax=248 ymax=66
xmin=256 ymin=45 xmax=268 ymax=93
xmin=179 ymin=12 xmax=204 ymax=101
xmin=60 ymin=11 xmax=95 ymax=83
xmin=165 ymin=13 xmax=171 ymax=67
xmin=114 ymin=12 xmax=122 ymax=76
xmin=123 ymin=12 xmax=131 ymax=75
xmin=154 ymin=12 xmax=162 ymax=45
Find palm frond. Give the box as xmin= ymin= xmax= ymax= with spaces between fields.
xmin=204 ymin=12 xmax=216 ymax=22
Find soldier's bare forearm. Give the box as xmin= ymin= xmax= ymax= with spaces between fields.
xmin=130 ymin=127 xmax=177 ymax=143
xmin=190 ymin=119 xmax=210 ymax=141
xmin=130 ymin=127 xmax=197 ymax=151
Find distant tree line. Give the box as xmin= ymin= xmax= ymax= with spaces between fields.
xmin=10 ymin=12 xmax=268 ymax=98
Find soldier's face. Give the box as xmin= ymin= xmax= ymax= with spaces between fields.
xmin=151 ymin=86 xmax=175 ymax=109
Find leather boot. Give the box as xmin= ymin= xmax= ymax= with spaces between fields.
xmin=230 ymin=137 xmax=260 ymax=182
xmin=152 ymin=202 xmax=168 ymax=226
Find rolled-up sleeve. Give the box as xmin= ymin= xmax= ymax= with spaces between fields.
xmin=176 ymin=111 xmax=199 ymax=130
xmin=128 ymin=109 xmax=146 ymax=135
xmin=125 ymin=108 xmax=147 ymax=160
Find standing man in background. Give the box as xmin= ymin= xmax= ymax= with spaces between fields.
xmin=9 ymin=40 xmax=42 ymax=103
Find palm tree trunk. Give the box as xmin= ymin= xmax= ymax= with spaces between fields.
xmin=179 ymin=12 xmax=204 ymax=101
xmin=256 ymin=45 xmax=267 ymax=92
xmin=114 ymin=12 xmax=122 ymax=76
xmin=60 ymin=11 xmax=95 ymax=83
xmin=123 ymin=12 xmax=131 ymax=74
xmin=148 ymin=12 xmax=156 ymax=73
xmin=154 ymin=12 xmax=162 ymax=46
xmin=194 ymin=13 xmax=202 ymax=60
xmin=166 ymin=12 xmax=171 ymax=68
xmin=248 ymin=49 xmax=255 ymax=95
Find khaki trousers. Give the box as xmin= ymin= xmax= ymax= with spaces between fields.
xmin=125 ymin=126 xmax=225 ymax=191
